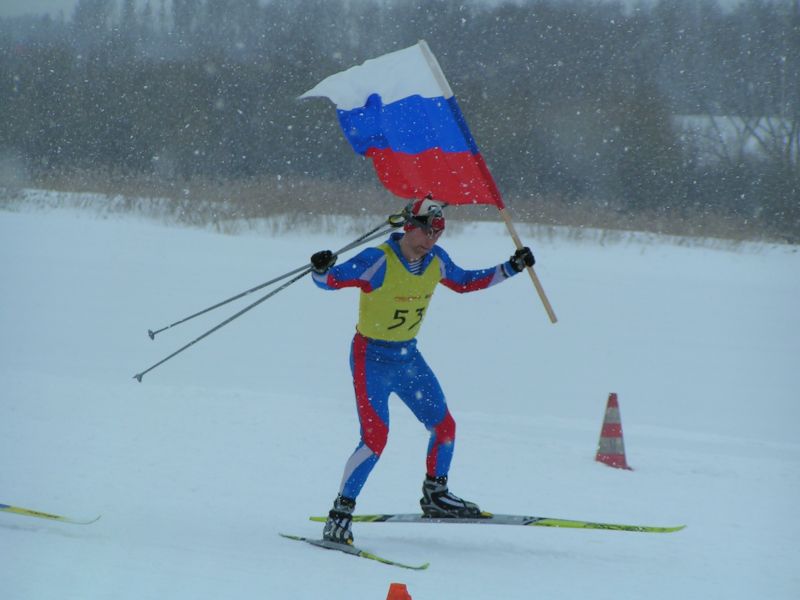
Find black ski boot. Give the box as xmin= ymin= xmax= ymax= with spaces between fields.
xmin=420 ymin=475 xmax=482 ymax=518
xmin=322 ymin=494 xmax=355 ymax=545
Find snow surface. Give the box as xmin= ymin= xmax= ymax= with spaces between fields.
xmin=1 ymin=198 xmax=798 ymax=599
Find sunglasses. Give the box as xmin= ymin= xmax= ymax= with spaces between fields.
xmin=411 ymin=202 xmax=445 ymax=230
xmin=410 ymin=213 xmax=445 ymax=237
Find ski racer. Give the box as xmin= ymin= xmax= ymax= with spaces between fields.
xmin=309 ymin=197 xmax=535 ymax=544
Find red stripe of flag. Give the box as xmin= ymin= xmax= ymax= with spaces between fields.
xmin=367 ymin=147 xmax=504 ymax=208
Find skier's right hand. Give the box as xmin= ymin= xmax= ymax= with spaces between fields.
xmin=310 ymin=250 xmax=337 ymax=274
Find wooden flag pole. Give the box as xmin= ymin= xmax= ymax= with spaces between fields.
xmin=498 ymin=207 xmax=558 ymax=323
xmin=419 ymin=39 xmax=556 ymax=323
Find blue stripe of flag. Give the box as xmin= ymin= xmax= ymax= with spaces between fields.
xmin=336 ymin=93 xmax=480 ymax=156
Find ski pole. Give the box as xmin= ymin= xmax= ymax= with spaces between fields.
xmin=146 ymin=212 xmax=406 ymax=340
xmin=133 ymin=266 xmax=312 ymax=382
xmin=147 ymin=264 xmax=309 ymax=340
xmin=133 ymin=216 xmax=405 ymax=382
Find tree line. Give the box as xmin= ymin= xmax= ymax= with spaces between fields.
xmin=0 ymin=0 xmax=797 ymax=241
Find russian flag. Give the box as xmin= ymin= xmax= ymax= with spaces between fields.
xmin=300 ymin=41 xmax=504 ymax=208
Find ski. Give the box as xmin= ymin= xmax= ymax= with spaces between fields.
xmin=309 ymin=512 xmax=685 ymax=534
xmin=279 ymin=533 xmax=429 ymax=570
xmin=0 ymin=502 xmax=101 ymax=525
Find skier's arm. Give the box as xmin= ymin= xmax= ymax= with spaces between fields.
xmin=435 ymin=246 xmax=523 ymax=293
xmin=311 ymin=247 xmax=387 ymax=292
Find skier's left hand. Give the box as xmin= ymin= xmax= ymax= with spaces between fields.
xmin=509 ymin=247 xmax=535 ymax=272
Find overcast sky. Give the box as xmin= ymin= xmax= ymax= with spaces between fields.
xmin=0 ymin=0 xmax=743 ymax=19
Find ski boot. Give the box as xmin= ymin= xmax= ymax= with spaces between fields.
xmin=322 ymin=494 xmax=355 ymax=545
xmin=420 ymin=475 xmax=482 ymax=518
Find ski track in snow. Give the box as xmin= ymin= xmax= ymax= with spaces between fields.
xmin=1 ymin=200 xmax=798 ymax=599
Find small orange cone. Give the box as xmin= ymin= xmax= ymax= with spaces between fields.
xmin=386 ymin=582 xmax=413 ymax=600
xmin=595 ymin=393 xmax=633 ymax=470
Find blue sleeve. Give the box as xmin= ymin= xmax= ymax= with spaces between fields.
xmin=434 ymin=246 xmax=519 ymax=293
xmin=312 ymin=247 xmax=387 ymax=292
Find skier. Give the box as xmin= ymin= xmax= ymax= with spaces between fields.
xmin=310 ymin=197 xmax=535 ymax=544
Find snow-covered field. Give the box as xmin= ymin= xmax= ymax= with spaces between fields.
xmin=1 ymin=197 xmax=798 ymax=599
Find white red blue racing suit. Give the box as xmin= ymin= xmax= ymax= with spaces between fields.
xmin=312 ymin=232 xmax=520 ymax=499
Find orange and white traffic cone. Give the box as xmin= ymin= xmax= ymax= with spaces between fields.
xmin=386 ymin=582 xmax=412 ymax=600
xmin=595 ymin=393 xmax=633 ymax=470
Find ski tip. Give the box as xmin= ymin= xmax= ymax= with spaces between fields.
xmin=629 ymin=523 xmax=687 ymax=533
xmin=388 ymin=558 xmax=430 ymax=571
xmin=133 ymin=373 xmax=143 ymax=382
xmin=0 ymin=504 xmax=102 ymax=525
xmin=79 ymin=514 xmax=102 ymax=525
xmin=54 ymin=513 xmax=102 ymax=525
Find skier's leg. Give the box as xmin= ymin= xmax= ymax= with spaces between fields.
xmin=396 ymin=346 xmax=481 ymax=517
xmin=394 ymin=346 xmax=454 ymax=478
xmin=324 ymin=335 xmax=393 ymax=543
xmin=338 ymin=333 xmax=392 ymax=499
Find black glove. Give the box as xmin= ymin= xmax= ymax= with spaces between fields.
xmin=310 ymin=250 xmax=337 ymax=274
xmin=509 ymin=247 xmax=535 ymax=272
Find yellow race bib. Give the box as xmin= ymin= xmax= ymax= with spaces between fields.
xmin=357 ymin=244 xmax=441 ymax=342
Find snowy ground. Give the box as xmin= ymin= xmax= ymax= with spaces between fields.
xmin=1 ymin=197 xmax=798 ymax=599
